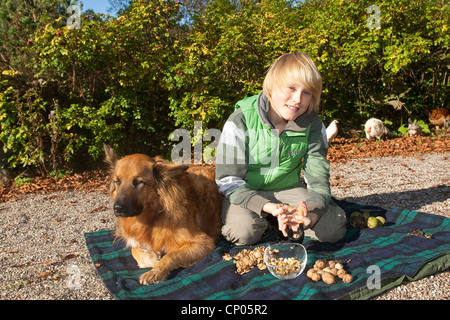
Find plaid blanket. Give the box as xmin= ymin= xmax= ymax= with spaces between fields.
xmin=84 ymin=199 xmax=450 ymax=300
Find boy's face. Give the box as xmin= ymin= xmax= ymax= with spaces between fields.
xmin=270 ymin=83 xmax=312 ymax=122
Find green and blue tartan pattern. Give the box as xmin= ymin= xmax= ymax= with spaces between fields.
xmin=84 ymin=199 xmax=450 ymax=300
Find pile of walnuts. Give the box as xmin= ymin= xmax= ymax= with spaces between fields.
xmin=306 ymin=259 xmax=353 ymax=284
xmin=267 ymin=256 xmax=303 ymax=276
xmin=222 ymin=246 xmax=267 ymax=275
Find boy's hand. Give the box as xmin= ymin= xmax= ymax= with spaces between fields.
xmin=265 ymin=202 xmax=311 ymax=236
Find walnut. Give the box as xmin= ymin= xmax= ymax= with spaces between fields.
xmin=310 ymin=272 xmax=321 ymax=282
xmin=337 ymin=268 xmax=347 ymax=278
xmin=321 ymin=271 xmax=335 ymax=284
xmin=314 ymin=259 xmax=326 ymax=269
xmin=342 ymin=273 xmax=353 ymax=284
xmin=306 ymin=269 xmax=322 ymax=282
xmin=328 ymin=267 xmax=339 ymax=277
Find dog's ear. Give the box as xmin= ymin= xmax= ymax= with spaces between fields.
xmin=104 ymin=144 xmax=120 ymax=168
xmin=153 ymin=161 xmax=189 ymax=220
xmin=153 ymin=155 xmax=165 ymax=164
xmin=153 ymin=160 xmax=189 ymax=181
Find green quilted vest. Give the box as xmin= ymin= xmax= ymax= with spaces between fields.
xmin=236 ymin=95 xmax=310 ymax=191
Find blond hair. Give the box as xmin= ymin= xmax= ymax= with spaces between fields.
xmin=263 ymin=52 xmax=322 ymax=113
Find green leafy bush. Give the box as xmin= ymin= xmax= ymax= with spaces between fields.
xmin=1 ymin=0 xmax=183 ymax=172
xmin=0 ymin=0 xmax=448 ymax=171
xmin=165 ymin=0 xmax=449 ymax=131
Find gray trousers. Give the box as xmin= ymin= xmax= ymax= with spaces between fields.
xmin=221 ymin=185 xmax=347 ymax=246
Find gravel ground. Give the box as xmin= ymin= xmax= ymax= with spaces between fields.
xmin=0 ymin=152 xmax=448 ymax=300
xmin=329 ymin=153 xmax=449 ymax=300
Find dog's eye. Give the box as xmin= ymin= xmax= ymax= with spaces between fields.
xmin=133 ymin=178 xmax=144 ymax=187
xmin=113 ymin=178 xmax=120 ymax=186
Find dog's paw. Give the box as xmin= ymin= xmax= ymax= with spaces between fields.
xmin=131 ymin=247 xmax=161 ymax=269
xmin=139 ymin=269 xmax=169 ymax=285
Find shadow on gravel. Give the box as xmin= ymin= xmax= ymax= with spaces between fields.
xmin=341 ymin=185 xmax=450 ymax=212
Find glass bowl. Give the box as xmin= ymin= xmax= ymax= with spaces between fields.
xmin=264 ymin=243 xmax=307 ymax=280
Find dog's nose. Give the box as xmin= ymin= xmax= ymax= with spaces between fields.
xmin=113 ymin=199 xmax=142 ymax=217
xmin=114 ymin=203 xmax=126 ymax=217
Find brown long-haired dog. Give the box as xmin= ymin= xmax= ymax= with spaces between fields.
xmin=104 ymin=145 xmax=223 ymax=285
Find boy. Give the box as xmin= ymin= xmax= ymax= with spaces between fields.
xmin=215 ymin=52 xmax=347 ymax=246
